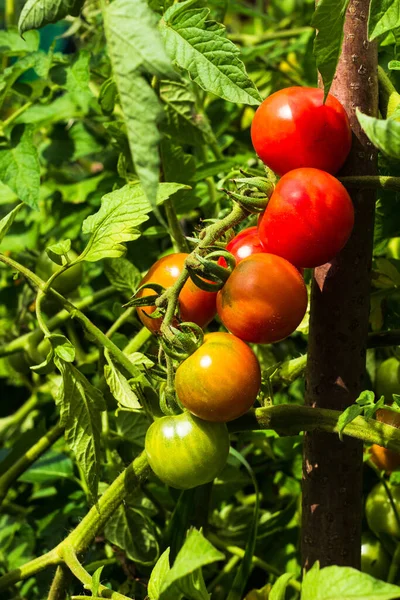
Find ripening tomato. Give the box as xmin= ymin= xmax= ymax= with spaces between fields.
xmin=219 ymin=227 xmax=265 ymax=267
xmin=145 ymin=411 xmax=230 ymax=489
xmin=175 ymin=332 xmax=261 ymax=422
xmin=251 ymin=87 xmax=352 ymax=176
xmin=361 ymin=532 xmax=390 ymax=580
xmin=366 ymin=482 xmax=400 ymax=540
xmin=258 ymin=168 xmax=354 ymax=268
xmin=136 ymin=253 xmax=217 ymax=333
xmin=217 ymin=254 xmax=307 ymax=344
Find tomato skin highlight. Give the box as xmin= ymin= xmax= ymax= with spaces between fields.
xmin=144 ymin=411 xmax=230 ymax=489
xmin=220 ymin=227 xmax=265 ymax=267
xmin=258 ymin=168 xmax=354 ymax=268
xmin=136 ymin=253 xmax=217 ymax=334
xmin=217 ymin=254 xmax=307 ymax=344
xmin=361 ymin=532 xmax=390 ymax=580
xmin=366 ymin=482 xmax=400 ymax=540
xmin=251 ymin=86 xmax=352 ymax=176
xmin=175 ymin=332 xmax=261 ymax=422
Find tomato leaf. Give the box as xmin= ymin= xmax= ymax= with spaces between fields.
xmin=18 ymin=0 xmax=84 ymax=35
xmin=54 ymin=359 xmax=105 ymax=503
xmin=104 ymin=0 xmax=176 ymax=215
xmin=160 ymin=1 xmax=262 ymax=105
xmin=357 ymin=109 xmax=400 ymax=159
xmin=0 ymin=203 xmax=24 ymax=247
xmin=105 ymin=504 xmax=159 ymax=565
xmin=0 ymin=125 xmax=40 ymax=210
xmin=311 ymin=0 xmax=351 ymax=98
xmin=104 ymin=349 xmax=142 ymax=411
xmin=103 ymin=257 xmax=141 ymax=295
xmin=0 ymin=28 xmax=39 ymax=55
xmin=301 ymin=562 xmax=400 ymax=599
xmin=269 ymin=573 xmax=295 ymax=600
xmin=80 ymin=182 xmax=188 ymax=262
xmin=148 ymin=548 xmax=171 ymax=600
xmin=90 ymin=566 xmax=104 ymax=597
xmin=368 ymin=0 xmax=400 ymax=41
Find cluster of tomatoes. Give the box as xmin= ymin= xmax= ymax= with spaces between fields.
xmin=139 ymin=86 xmax=355 ymax=489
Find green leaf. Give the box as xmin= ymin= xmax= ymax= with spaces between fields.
xmin=270 ymin=573 xmax=295 ymax=600
xmin=311 ymin=0 xmax=351 ymax=97
xmin=0 ymin=204 xmax=24 ymax=246
xmin=0 ymin=52 xmax=46 ymax=107
xmin=18 ymin=0 xmax=84 ymax=35
xmin=50 ymin=333 xmax=76 ymax=363
xmin=105 ymin=504 xmax=160 ymax=565
xmin=81 ymin=182 xmax=188 ymax=262
xmin=64 ymin=51 xmax=93 ymax=113
xmin=160 ymin=136 xmax=196 ymax=185
xmin=46 ymin=239 xmax=72 ymax=263
xmin=337 ymin=404 xmax=363 ymax=441
xmin=301 ymin=563 xmax=400 ymax=599
xmin=389 ymin=60 xmax=400 ymax=70
xmin=91 ymin=566 xmax=104 ymax=596
xmin=99 ymin=78 xmax=118 ymax=115
xmin=15 ymin=94 xmax=82 ymax=126
xmin=18 ymin=451 xmax=74 ymax=483
xmin=368 ymin=0 xmax=400 ymax=41
xmin=116 ymin=410 xmax=150 ymax=447
xmin=160 ymin=529 xmax=224 ymax=599
xmin=148 ymin=548 xmax=171 ymax=600
xmin=0 ymin=28 xmax=39 ymax=55
xmin=0 ymin=125 xmax=40 ymax=210
xmin=104 ymin=0 xmax=176 ymax=210
xmin=357 ymin=109 xmax=400 ymax=158
xmin=160 ymin=2 xmax=261 ymax=105
xmin=103 ymin=257 xmax=141 ymax=294
xmin=104 ymin=349 xmax=142 ymax=410
xmin=160 ymin=80 xmax=211 ymax=146
xmin=55 ymin=359 xmax=106 ymax=502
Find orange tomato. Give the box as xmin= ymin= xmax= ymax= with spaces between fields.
xmin=370 ymin=408 xmax=400 ymax=472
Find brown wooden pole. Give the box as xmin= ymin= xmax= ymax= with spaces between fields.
xmin=301 ymin=0 xmax=378 ymax=569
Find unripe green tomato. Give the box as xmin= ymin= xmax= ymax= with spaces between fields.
xmin=8 ymin=351 xmax=33 ymax=375
xmin=387 ymin=238 xmax=400 ymax=260
xmin=145 ymin=411 xmax=230 ymax=489
xmin=35 ymin=250 xmax=83 ymax=296
xmin=366 ymin=482 xmax=400 ymax=539
xmin=376 ymin=357 xmax=400 ymax=402
xmin=361 ymin=532 xmax=390 ymax=580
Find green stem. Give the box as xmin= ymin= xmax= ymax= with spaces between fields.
xmin=85 ymin=558 xmax=117 ymax=573
xmin=61 ymin=545 xmax=132 ymax=600
xmin=229 ymin=26 xmax=313 ymax=45
xmin=105 ymin=307 xmax=135 ymax=339
xmin=0 ymin=548 xmax=61 ymax=592
xmin=48 ymin=565 xmax=69 ymax=600
xmin=5 ymin=0 xmax=15 ymax=27
xmin=164 ymin=198 xmax=190 ymax=253
xmin=123 ymin=327 xmax=152 ymax=354
xmin=208 ymin=555 xmax=240 ymax=592
xmin=388 ymin=542 xmax=400 ymax=584
xmin=378 ymin=65 xmax=400 ymax=119
xmin=0 ymin=423 xmax=64 ymax=505
xmin=0 ymin=394 xmax=39 ymax=437
xmin=2 ymin=102 xmax=33 ymax=130
xmin=207 ymin=533 xmax=301 ymax=592
xmin=66 ymin=322 xmax=87 ymax=364
xmin=0 ymin=286 xmax=115 ymax=358
xmin=339 ymin=176 xmax=400 ymax=191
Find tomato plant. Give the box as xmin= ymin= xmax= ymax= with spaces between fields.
xmin=217 ymin=254 xmax=307 ymax=344
xmin=251 ymin=87 xmax=352 ymax=176
xmin=361 ymin=532 xmax=390 ymax=580
xmin=366 ymin=482 xmax=400 ymax=540
xmin=35 ymin=250 xmax=83 ymax=296
xmin=145 ymin=411 xmax=230 ymax=489
xmin=136 ymin=253 xmax=217 ymax=333
xmin=258 ymin=168 xmax=354 ymax=268
xmin=175 ymin=332 xmax=261 ymax=422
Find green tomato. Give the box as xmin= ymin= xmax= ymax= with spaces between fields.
xmin=361 ymin=532 xmax=390 ymax=580
xmin=35 ymin=250 xmax=83 ymax=296
xmin=8 ymin=351 xmax=33 ymax=375
xmin=366 ymin=482 xmax=400 ymax=539
xmin=145 ymin=411 xmax=230 ymax=489
xmin=376 ymin=357 xmax=400 ymax=403
xmin=387 ymin=238 xmax=400 ymax=260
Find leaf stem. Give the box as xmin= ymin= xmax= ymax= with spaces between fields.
xmin=123 ymin=326 xmax=152 ymax=354
xmin=339 ymin=176 xmax=400 ymax=191
xmin=377 ymin=65 xmax=400 ymax=118
xmin=48 ymin=565 xmax=70 ymax=600
xmin=164 ymin=198 xmax=190 ymax=253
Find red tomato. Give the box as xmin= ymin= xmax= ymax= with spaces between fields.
xmin=370 ymin=409 xmax=400 ymax=473
xmin=175 ymin=332 xmax=261 ymax=422
xmin=217 ymin=254 xmax=307 ymax=344
xmin=219 ymin=227 xmax=265 ymax=267
xmin=137 ymin=253 xmax=217 ymax=333
xmin=251 ymin=87 xmax=352 ymax=176
xmin=258 ymin=168 xmax=354 ymax=268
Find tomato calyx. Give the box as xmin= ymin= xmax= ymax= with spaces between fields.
xmin=186 ymin=250 xmax=235 ymax=292
xmin=160 ymin=321 xmax=204 ymax=361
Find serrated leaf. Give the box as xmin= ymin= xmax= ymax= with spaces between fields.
xmin=0 ymin=52 xmax=48 ymax=107
xmin=103 ymin=257 xmax=141 ymax=294
xmin=104 ymin=0 xmax=176 ymax=211
xmin=51 ymin=334 xmax=76 ymax=362
xmin=301 ymin=563 xmax=400 ymax=599
xmin=81 ymin=182 xmax=187 ymax=262
xmin=311 ymin=0 xmax=350 ymax=98
xmin=46 ymin=239 xmax=72 ymax=264
xmin=337 ymin=404 xmax=363 ymax=441
xmin=368 ymin=0 xmax=400 ymax=41
xmin=148 ymin=548 xmax=171 ymax=600
xmin=160 ymin=80 xmax=211 ymax=146
xmin=270 ymin=573 xmax=295 ymax=600
xmin=0 ymin=28 xmax=39 ymax=55
xmin=19 ymin=0 xmax=84 ymax=35
xmin=160 ymin=2 xmax=261 ymax=105
xmin=105 ymin=504 xmax=159 ymax=565
xmin=357 ymin=109 xmax=400 ymax=158
xmin=104 ymin=349 xmax=142 ymax=410
xmin=0 ymin=125 xmax=40 ymax=210
xmin=55 ymin=359 xmax=105 ymax=502
xmin=18 ymin=451 xmax=74 ymax=483
xmin=0 ymin=204 xmax=24 ymax=246
xmin=64 ymin=51 xmax=92 ymax=113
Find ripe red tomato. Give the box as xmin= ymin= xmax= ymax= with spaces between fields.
xmin=258 ymin=168 xmax=354 ymax=268
xmin=251 ymin=86 xmax=352 ymax=176
xmin=175 ymin=332 xmax=261 ymax=422
xmin=217 ymin=254 xmax=307 ymax=344
xmin=137 ymin=253 xmax=217 ymax=333
xmin=219 ymin=227 xmax=265 ymax=267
